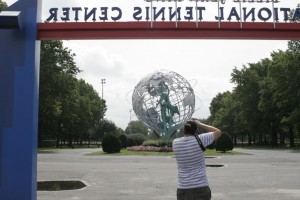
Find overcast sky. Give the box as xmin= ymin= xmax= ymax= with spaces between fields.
xmin=6 ymin=0 xmax=297 ymax=129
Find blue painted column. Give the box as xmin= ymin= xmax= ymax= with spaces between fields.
xmin=0 ymin=0 xmax=39 ymax=199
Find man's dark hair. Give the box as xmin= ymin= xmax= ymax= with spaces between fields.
xmin=184 ymin=120 xmax=197 ymax=135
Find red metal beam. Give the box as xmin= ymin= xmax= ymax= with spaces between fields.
xmin=37 ymin=21 xmax=300 ymax=40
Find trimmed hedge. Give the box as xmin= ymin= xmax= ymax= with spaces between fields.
xmin=215 ymin=133 xmax=234 ymax=153
xmin=102 ymin=133 xmax=122 ymax=153
xmin=119 ymin=134 xmax=128 ymax=149
xmin=127 ymin=145 xmax=172 ymax=152
xmin=142 ymin=139 xmax=172 ymax=147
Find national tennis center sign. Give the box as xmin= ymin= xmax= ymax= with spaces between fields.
xmin=38 ymin=0 xmax=300 ymax=40
xmin=45 ymin=0 xmax=300 ymax=23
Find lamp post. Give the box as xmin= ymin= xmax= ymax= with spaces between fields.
xmin=129 ymin=109 xmax=133 ymax=134
xmin=100 ymin=78 xmax=106 ymax=143
xmin=101 ymin=78 xmax=106 ymax=99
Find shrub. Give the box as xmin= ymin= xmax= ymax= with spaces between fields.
xmin=143 ymin=139 xmax=172 ymax=147
xmin=119 ymin=134 xmax=128 ymax=149
xmin=215 ymin=133 xmax=234 ymax=153
xmin=102 ymin=133 xmax=122 ymax=153
xmin=127 ymin=133 xmax=146 ymax=147
xmin=127 ymin=146 xmax=172 ymax=152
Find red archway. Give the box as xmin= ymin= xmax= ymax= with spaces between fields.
xmin=38 ymin=21 xmax=300 ymax=40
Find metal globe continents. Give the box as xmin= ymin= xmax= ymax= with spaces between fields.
xmin=132 ymin=70 xmax=195 ymax=141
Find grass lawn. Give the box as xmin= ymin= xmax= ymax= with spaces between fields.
xmin=87 ymin=149 xmax=246 ymax=156
xmin=38 ymin=144 xmax=100 ymax=153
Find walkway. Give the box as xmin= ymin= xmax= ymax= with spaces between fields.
xmin=37 ymin=148 xmax=300 ymax=200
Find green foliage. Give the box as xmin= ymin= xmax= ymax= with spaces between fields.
xmin=142 ymin=139 xmax=172 ymax=147
xmin=38 ymin=40 xmax=107 ymax=148
xmin=125 ymin=120 xmax=148 ymax=136
xmin=101 ymin=119 xmax=117 ymax=134
xmin=39 ymin=40 xmax=80 ymax=147
xmin=0 ymin=0 xmax=7 ymax=12
xmin=127 ymin=133 xmax=146 ymax=147
xmin=210 ymin=92 xmax=235 ymax=133
xmin=102 ymin=133 xmax=122 ymax=153
xmin=209 ymin=92 xmax=231 ymax=123
xmin=210 ymin=42 xmax=300 ymax=147
xmin=215 ymin=133 xmax=234 ymax=153
xmin=119 ymin=134 xmax=128 ymax=149
xmin=116 ymin=128 xmax=125 ymax=135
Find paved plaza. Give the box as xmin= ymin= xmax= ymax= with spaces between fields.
xmin=37 ymin=148 xmax=300 ymax=200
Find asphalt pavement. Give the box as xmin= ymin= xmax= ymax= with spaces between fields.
xmin=37 ymin=148 xmax=300 ymax=200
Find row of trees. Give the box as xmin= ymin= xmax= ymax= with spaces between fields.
xmin=209 ymin=41 xmax=300 ymax=147
xmin=39 ymin=41 xmax=109 ymax=147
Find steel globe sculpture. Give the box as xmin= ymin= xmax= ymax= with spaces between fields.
xmin=132 ymin=70 xmax=195 ymax=141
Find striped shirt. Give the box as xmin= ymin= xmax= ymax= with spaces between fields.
xmin=172 ymin=133 xmax=214 ymax=189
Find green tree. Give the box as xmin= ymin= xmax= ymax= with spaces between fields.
xmin=39 ymin=40 xmax=109 ymax=148
xmin=286 ymin=41 xmax=300 ymax=144
xmin=102 ymin=133 xmax=121 ymax=153
xmin=265 ymin=42 xmax=300 ymax=147
xmin=215 ymin=133 xmax=234 ymax=153
xmin=39 ymin=40 xmax=80 ymax=147
xmin=0 ymin=0 xmax=7 ymax=12
xmin=127 ymin=133 xmax=146 ymax=147
xmin=209 ymin=92 xmax=230 ymax=123
xmin=210 ymin=40 xmax=300 ymax=148
xmin=119 ymin=134 xmax=128 ymax=149
xmin=75 ymin=80 xmax=106 ymax=145
xmin=125 ymin=120 xmax=148 ymax=136
xmin=59 ymin=76 xmax=80 ymax=148
xmin=211 ymin=92 xmax=237 ymax=144
xmin=231 ymin=92 xmax=248 ymax=146
xmin=101 ymin=119 xmax=117 ymax=135
xmin=231 ymin=62 xmax=268 ymax=145
xmin=116 ymin=127 xmax=125 ymax=135
xmin=211 ymin=93 xmax=233 ymax=131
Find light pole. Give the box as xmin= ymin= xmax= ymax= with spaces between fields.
xmin=101 ymin=78 xmax=106 ymax=99
xmin=129 ymin=109 xmax=133 ymax=134
xmin=100 ymin=78 xmax=106 ymax=143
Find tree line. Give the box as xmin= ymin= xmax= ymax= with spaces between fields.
xmin=39 ymin=40 xmax=110 ymax=147
xmin=209 ymin=41 xmax=300 ymax=147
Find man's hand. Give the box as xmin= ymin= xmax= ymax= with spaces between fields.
xmin=194 ymin=121 xmax=222 ymax=140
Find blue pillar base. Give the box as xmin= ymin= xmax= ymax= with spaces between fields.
xmin=0 ymin=1 xmax=39 ymax=200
